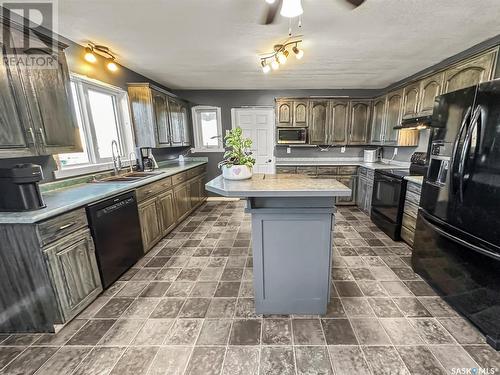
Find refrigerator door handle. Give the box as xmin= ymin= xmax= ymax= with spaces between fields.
xmin=451 ymin=106 xmax=472 ymax=194
xmin=420 ymin=212 xmax=500 ymax=261
xmin=458 ymin=106 xmax=481 ymax=202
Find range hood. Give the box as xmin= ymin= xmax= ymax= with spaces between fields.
xmin=394 ymin=114 xmax=433 ymax=130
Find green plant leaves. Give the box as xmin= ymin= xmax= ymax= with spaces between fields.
xmin=218 ymin=127 xmax=256 ymax=169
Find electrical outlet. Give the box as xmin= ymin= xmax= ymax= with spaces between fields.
xmin=393 ymin=147 xmax=398 ymax=156
xmin=287 ymin=147 xmax=291 ymax=154
xmin=341 ymin=146 xmax=346 ymax=153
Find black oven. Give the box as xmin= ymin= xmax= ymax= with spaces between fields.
xmin=371 ymin=169 xmax=408 ymax=240
xmin=277 ymin=127 xmax=307 ymax=144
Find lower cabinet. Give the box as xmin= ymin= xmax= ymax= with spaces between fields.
xmin=138 ymin=197 xmax=163 ymax=253
xmin=336 ymin=175 xmax=357 ymax=205
xmin=401 ymin=181 xmax=422 ymax=246
xmin=43 ymin=228 xmax=102 ymax=323
xmin=357 ymin=167 xmax=374 ymax=214
xmin=174 ymin=182 xmax=191 ymax=221
xmin=158 ymin=189 xmax=176 ymax=236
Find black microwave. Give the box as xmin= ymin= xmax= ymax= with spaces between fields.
xmin=277 ymin=127 xmax=307 ymax=144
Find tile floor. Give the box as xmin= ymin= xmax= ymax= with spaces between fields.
xmin=0 ymin=201 xmax=499 ymax=375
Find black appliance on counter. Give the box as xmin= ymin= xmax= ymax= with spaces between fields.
xmin=0 ymin=164 xmax=45 ymax=211
xmin=412 ymin=80 xmax=500 ymax=350
xmin=371 ymin=152 xmax=427 ymax=240
xmin=87 ymin=191 xmax=143 ymax=288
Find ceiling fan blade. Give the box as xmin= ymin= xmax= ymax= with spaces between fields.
xmin=261 ymin=0 xmax=282 ymax=25
xmin=343 ymin=0 xmax=366 ymax=8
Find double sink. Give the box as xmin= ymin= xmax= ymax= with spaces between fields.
xmin=93 ymin=171 xmax=163 ymax=183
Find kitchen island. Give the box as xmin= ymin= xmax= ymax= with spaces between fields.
xmin=206 ymin=173 xmax=351 ymax=315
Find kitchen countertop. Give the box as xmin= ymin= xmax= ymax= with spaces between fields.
xmin=0 ymin=161 xmax=207 ymax=224
xmin=275 ymin=158 xmax=410 ymax=170
xmin=206 ymin=174 xmax=352 ymax=198
xmin=405 ymin=175 xmax=424 ymax=185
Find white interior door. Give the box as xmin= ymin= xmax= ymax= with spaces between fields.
xmin=231 ymin=107 xmax=275 ymax=174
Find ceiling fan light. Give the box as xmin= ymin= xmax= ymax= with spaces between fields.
xmin=293 ymin=46 xmax=304 ymax=59
xmin=84 ymin=47 xmax=97 ymax=63
xmin=271 ymin=59 xmax=280 ymax=70
xmin=280 ymin=0 xmax=303 ymax=18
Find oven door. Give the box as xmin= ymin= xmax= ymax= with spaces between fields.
xmin=277 ymin=128 xmax=306 ymax=144
xmin=371 ymin=172 xmax=404 ymax=224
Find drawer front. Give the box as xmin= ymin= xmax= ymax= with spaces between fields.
xmin=172 ymin=171 xmax=188 ymax=185
xmin=403 ymin=199 xmax=419 ymax=219
xmin=401 ymin=225 xmax=414 ymax=246
xmin=317 ymin=166 xmax=338 ymax=175
xmin=136 ymin=177 xmax=173 ymax=202
xmin=187 ymin=165 xmax=206 ymax=179
xmin=405 ymin=190 xmax=421 ymax=206
xmin=406 ymin=181 xmax=422 ymax=195
xmin=276 ymin=166 xmax=297 ymax=174
xmin=402 ymin=212 xmax=417 ymax=231
xmin=296 ymin=166 xmax=317 ymax=176
xmin=338 ymin=166 xmax=358 ymax=175
xmin=38 ymin=208 xmax=88 ymax=246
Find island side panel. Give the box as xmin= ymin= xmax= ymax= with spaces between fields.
xmin=251 ymin=208 xmax=334 ymax=315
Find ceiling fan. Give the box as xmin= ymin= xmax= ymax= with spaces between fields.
xmin=262 ymin=0 xmax=366 ymax=25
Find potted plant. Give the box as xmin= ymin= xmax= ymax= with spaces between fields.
xmin=218 ymin=127 xmax=255 ymax=180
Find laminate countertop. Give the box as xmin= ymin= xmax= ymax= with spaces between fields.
xmin=0 ymin=161 xmax=207 ymax=224
xmin=405 ymin=176 xmax=424 ymax=185
xmin=205 ymin=174 xmax=352 ymax=198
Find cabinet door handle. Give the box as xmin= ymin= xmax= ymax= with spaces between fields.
xmin=58 ymin=222 xmax=75 ymax=231
xmin=28 ymin=128 xmax=37 ymax=145
xmin=39 ymin=128 xmax=47 ymax=145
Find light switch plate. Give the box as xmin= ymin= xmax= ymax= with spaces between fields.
xmin=287 ymin=147 xmax=291 ymax=154
xmin=341 ymin=146 xmax=346 ymax=153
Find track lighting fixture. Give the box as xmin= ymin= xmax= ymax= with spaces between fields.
xmin=258 ymin=37 xmax=303 ymax=73
xmin=280 ymin=0 xmax=303 ymax=18
xmin=84 ymin=43 xmax=119 ymax=72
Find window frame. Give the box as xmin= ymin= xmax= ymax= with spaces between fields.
xmin=54 ymin=74 xmax=134 ymax=179
xmin=191 ymin=105 xmax=225 ymax=153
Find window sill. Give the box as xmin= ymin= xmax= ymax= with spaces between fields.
xmin=190 ymin=148 xmax=225 ymax=153
xmin=53 ymin=161 xmax=132 ymax=180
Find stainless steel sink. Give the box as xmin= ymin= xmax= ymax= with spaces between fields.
xmin=93 ymin=171 xmax=162 ymax=183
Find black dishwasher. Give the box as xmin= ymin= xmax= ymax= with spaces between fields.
xmin=87 ymin=191 xmax=143 ymax=288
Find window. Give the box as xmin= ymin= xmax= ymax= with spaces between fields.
xmin=56 ymin=75 xmax=134 ymax=177
xmin=191 ymin=106 xmax=224 ymax=152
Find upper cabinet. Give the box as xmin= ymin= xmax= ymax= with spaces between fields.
xmin=0 ymin=22 xmax=81 ymax=158
xmin=348 ymin=100 xmax=372 ymax=145
xmin=402 ymin=82 xmax=420 ymax=119
xmin=128 ymin=83 xmax=191 ymax=148
xmin=330 ymin=100 xmax=350 ymax=145
xmin=370 ymin=96 xmax=386 ymax=144
xmin=418 ymin=72 xmax=444 ymax=115
xmin=384 ymin=90 xmax=403 ymax=145
xmin=275 ymin=99 xmax=309 ymax=127
xmin=443 ymin=49 xmax=497 ymax=93
xmin=308 ymin=100 xmax=329 ymax=145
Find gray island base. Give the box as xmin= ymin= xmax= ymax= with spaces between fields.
xmin=205 ymin=174 xmax=351 ymax=315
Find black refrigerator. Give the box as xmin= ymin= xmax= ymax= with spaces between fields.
xmin=412 ymin=79 xmax=500 ymax=349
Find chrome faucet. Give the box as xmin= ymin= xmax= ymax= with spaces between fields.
xmin=128 ymin=151 xmax=137 ymax=173
xmin=111 ymin=140 xmax=121 ymax=174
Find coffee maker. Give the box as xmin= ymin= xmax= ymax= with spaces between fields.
xmin=139 ymin=147 xmax=158 ymax=171
xmin=0 ymin=164 xmax=45 ymax=211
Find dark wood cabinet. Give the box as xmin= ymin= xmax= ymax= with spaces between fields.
xmin=174 ymin=182 xmax=190 ymax=221
xmin=443 ymin=49 xmax=497 ymax=93
xmin=369 ymin=97 xmax=386 ymax=144
xmin=336 ymin=175 xmax=357 ymax=205
xmin=276 ymin=99 xmax=309 ymax=127
xmin=348 ymin=101 xmax=371 ymax=145
xmin=418 ymin=73 xmax=444 ymax=115
xmin=276 ymin=100 xmax=293 ymax=127
xmin=384 ymin=90 xmax=402 ymax=145
xmin=330 ymin=100 xmax=350 ymax=145
xmin=128 ymin=83 xmax=191 ymax=148
xmin=402 ymin=82 xmax=420 ymax=119
xmin=138 ymin=196 xmax=163 ymax=253
xmin=158 ymin=189 xmax=176 ymax=236
xmin=43 ymin=228 xmax=102 ymax=323
xmin=293 ymin=101 xmax=308 ymax=127
xmin=308 ymin=100 xmax=329 ymax=145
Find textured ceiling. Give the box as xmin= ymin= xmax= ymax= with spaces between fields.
xmin=57 ymin=0 xmax=500 ymax=89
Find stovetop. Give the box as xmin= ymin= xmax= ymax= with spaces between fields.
xmin=377 ymin=169 xmax=411 ymax=179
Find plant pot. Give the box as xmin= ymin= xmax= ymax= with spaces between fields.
xmin=222 ymin=165 xmax=253 ymax=180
